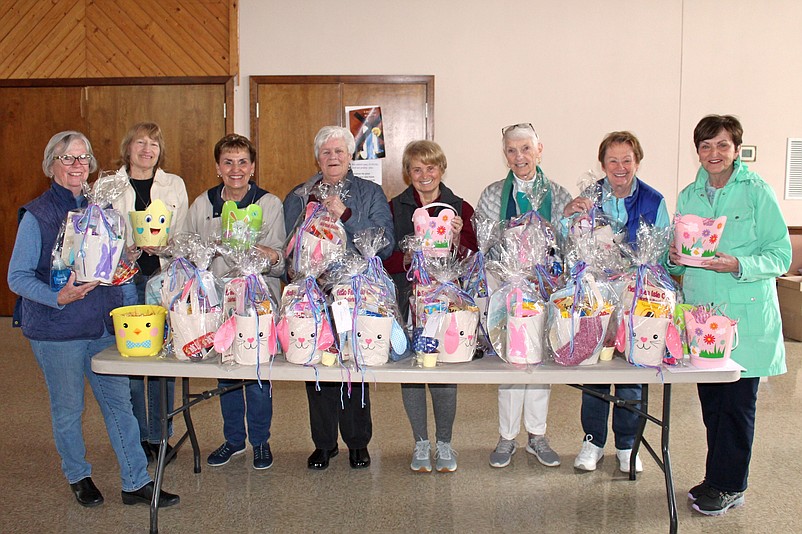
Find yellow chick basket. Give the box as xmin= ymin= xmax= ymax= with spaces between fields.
xmin=110 ymin=305 xmax=168 ymax=357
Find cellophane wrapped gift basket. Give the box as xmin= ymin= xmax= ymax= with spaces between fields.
xmin=277 ymin=217 xmax=341 ymax=367
xmin=54 ymin=170 xmax=134 ymax=286
xmin=284 ymin=181 xmax=348 ymax=276
xmin=212 ymin=248 xmax=279 ymax=376
xmin=408 ymin=242 xmax=480 ymax=365
xmin=614 ymin=222 xmax=683 ymax=367
xmin=460 ymin=214 xmax=501 ymax=355
xmin=160 ymin=235 xmax=224 ymax=362
xmin=486 ymin=212 xmax=558 ymax=365
xmin=324 ymin=228 xmax=407 ymax=368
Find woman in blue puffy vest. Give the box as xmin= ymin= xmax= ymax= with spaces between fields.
xmin=8 ymin=131 xmax=179 ymax=508
xmin=562 ymin=131 xmax=669 ymax=475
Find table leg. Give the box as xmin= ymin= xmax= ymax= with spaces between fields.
xmin=661 ymin=384 xmax=677 ymax=534
xmin=150 ymin=376 xmax=169 ymax=534
xmin=629 ymin=384 xmax=649 ymax=481
xmin=181 ymin=377 xmax=202 ymax=473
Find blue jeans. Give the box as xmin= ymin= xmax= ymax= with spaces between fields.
xmin=126 ymin=275 xmax=175 ymax=442
xmin=30 ymin=334 xmax=151 ymax=491
xmin=580 ymin=384 xmax=642 ymax=449
xmin=130 ymin=376 xmax=175 ymax=443
xmin=219 ymin=379 xmax=273 ymax=447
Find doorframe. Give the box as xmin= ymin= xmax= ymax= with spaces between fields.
xmin=249 ymin=75 xmax=435 ymax=176
xmin=0 ymin=76 xmax=235 ymax=133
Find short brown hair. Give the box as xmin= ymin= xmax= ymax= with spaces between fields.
xmin=693 ymin=115 xmax=743 ymax=150
xmin=598 ymin=131 xmax=644 ymax=164
xmin=214 ymin=133 xmax=256 ymax=163
xmin=402 ymin=140 xmax=447 ymax=182
xmin=119 ymin=122 xmax=165 ymax=170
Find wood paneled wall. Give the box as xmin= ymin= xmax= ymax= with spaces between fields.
xmin=0 ymin=0 xmax=237 ymax=78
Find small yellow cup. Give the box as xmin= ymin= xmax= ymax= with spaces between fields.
xmin=422 ymin=353 xmax=438 ymax=368
xmin=321 ymin=352 xmax=337 ymax=366
xmin=599 ymin=346 xmax=615 ymax=361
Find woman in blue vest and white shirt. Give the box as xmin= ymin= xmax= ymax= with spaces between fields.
xmin=562 ymin=130 xmax=670 ymax=474
xmin=8 ymin=131 xmax=179 ymax=508
xmin=113 ymin=122 xmax=188 ymax=465
xmin=476 ymin=123 xmax=572 ymax=469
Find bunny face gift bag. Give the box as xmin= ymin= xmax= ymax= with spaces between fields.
xmin=486 ymin=218 xmax=553 ymax=366
xmin=614 ymin=222 xmax=683 ymax=367
xmin=409 ymin=248 xmax=479 ymax=364
xmin=327 ymin=228 xmax=407 ymax=368
xmin=213 ymin=249 xmax=279 ymax=371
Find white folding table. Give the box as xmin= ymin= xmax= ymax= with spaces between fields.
xmin=92 ymin=348 xmax=742 ymax=534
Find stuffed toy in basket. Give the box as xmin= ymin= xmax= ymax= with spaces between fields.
xmin=547 ymin=262 xmax=616 ymax=366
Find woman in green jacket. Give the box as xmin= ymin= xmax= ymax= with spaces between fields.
xmin=668 ymin=115 xmax=791 ymax=517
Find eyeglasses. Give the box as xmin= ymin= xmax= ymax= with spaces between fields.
xmin=502 ymin=123 xmax=537 ymax=137
xmin=54 ymin=154 xmax=93 ymax=166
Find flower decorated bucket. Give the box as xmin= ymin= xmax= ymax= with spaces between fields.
xmin=110 ymin=305 xmax=167 ymax=357
xmin=673 ymin=214 xmax=727 ymax=267
xmin=683 ymin=309 xmax=738 ymax=368
xmin=129 ymin=199 xmax=173 ymax=247
xmin=412 ymin=202 xmax=455 ymax=257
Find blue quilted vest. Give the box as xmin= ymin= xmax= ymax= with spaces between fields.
xmin=15 ymin=183 xmax=122 ymax=340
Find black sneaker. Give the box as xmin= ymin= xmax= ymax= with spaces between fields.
xmin=253 ymin=442 xmax=274 ymax=470
xmin=692 ymin=489 xmax=745 ymax=516
xmin=207 ymin=442 xmax=246 ymax=466
xmin=688 ymin=480 xmax=713 ymax=501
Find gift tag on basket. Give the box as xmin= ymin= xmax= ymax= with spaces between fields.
xmin=332 ymin=299 xmax=353 ymax=332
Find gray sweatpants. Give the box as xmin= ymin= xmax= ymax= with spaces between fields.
xmin=401 ymin=383 xmax=458 ymax=443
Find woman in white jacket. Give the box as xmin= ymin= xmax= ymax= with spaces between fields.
xmin=113 ymin=122 xmax=188 ymax=464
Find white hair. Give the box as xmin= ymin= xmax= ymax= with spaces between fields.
xmin=42 ymin=131 xmax=97 ymax=177
xmin=314 ymin=126 xmax=356 ymax=160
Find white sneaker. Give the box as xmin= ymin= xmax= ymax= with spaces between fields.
xmin=489 ymin=438 xmax=517 ymax=468
xmin=616 ymin=448 xmax=643 ymax=473
xmin=410 ymin=439 xmax=432 ymax=472
xmin=574 ymin=436 xmax=604 ymax=471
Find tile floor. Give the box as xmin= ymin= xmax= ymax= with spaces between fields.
xmin=2 ymin=320 xmax=800 ymax=534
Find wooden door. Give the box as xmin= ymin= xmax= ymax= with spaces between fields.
xmin=251 ymin=75 xmax=434 ymax=203
xmin=255 ymin=82 xmax=341 ymax=202
xmin=0 ymin=79 xmax=231 ymax=316
xmin=342 ymin=83 xmax=428 ymax=199
xmin=85 ymin=83 xmax=228 ymax=204
xmin=0 ymin=86 xmax=85 ymax=315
